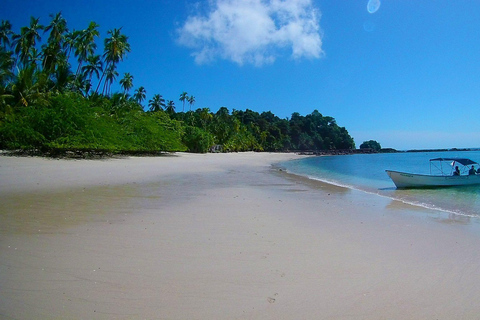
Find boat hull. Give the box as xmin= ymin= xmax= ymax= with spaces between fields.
xmin=386 ymin=170 xmax=480 ymax=188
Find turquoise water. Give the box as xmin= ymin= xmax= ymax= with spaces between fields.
xmin=280 ymin=151 xmax=480 ymax=218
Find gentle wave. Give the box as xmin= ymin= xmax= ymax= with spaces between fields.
xmin=301 ymin=171 xmax=478 ymax=218
xmin=280 ymin=152 xmax=480 ymax=219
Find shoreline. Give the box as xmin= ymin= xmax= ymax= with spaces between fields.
xmin=2 ymin=152 xmax=480 ymax=319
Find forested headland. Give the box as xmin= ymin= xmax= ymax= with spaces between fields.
xmin=0 ymin=14 xmax=356 ymax=156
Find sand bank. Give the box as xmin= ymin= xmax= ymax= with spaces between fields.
xmin=1 ymin=152 xmax=480 ymax=319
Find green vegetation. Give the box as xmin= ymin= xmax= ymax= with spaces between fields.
xmin=360 ymin=140 xmax=381 ymax=151
xmin=0 ymin=14 xmax=355 ymax=156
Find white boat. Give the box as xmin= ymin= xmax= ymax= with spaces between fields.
xmin=386 ymin=158 xmax=480 ymax=188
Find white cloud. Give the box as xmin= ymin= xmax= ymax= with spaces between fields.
xmin=177 ymin=0 xmax=324 ymax=66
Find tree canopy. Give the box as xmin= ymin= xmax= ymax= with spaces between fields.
xmin=360 ymin=140 xmax=381 ymax=151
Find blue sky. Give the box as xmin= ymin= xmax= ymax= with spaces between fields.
xmin=3 ymin=0 xmax=480 ymax=150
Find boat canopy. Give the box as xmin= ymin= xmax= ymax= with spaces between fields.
xmin=429 ymin=158 xmax=478 ymax=166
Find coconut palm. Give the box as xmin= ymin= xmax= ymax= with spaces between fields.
xmin=82 ymin=54 xmax=102 ymax=83
xmin=188 ymin=95 xmax=195 ymax=111
xmin=102 ymin=64 xmax=118 ymax=96
xmin=0 ymin=49 xmax=14 ymax=86
xmin=78 ymin=78 xmax=91 ymax=97
xmin=199 ymin=107 xmax=212 ymax=129
xmin=63 ymin=30 xmax=79 ymax=61
xmin=97 ymin=28 xmax=130 ymax=94
xmin=41 ymin=27 xmax=69 ymax=75
xmin=179 ymin=91 xmax=188 ymax=112
xmin=0 ymin=20 xmax=13 ymax=50
xmin=82 ymin=22 xmax=100 ymax=44
xmin=10 ymin=66 xmax=48 ymax=107
xmin=44 ymin=12 xmax=67 ymax=50
xmin=133 ymin=86 xmax=146 ymax=105
xmin=119 ymin=72 xmax=133 ymax=95
xmin=74 ymin=37 xmax=96 ymax=78
xmin=81 ymin=54 xmax=102 ymax=98
xmin=24 ymin=17 xmax=44 ymax=48
xmin=53 ymin=61 xmax=74 ymax=93
xmin=26 ymin=47 xmax=41 ymax=70
xmin=148 ymin=94 xmax=165 ymax=112
xmin=41 ymin=39 xmax=68 ymax=74
xmin=165 ymin=100 xmax=175 ymax=115
xmin=41 ymin=42 xmax=59 ymax=73
xmin=103 ymin=28 xmax=130 ymax=66
xmin=12 ymin=16 xmax=44 ymax=67
xmin=74 ymin=22 xmax=99 ymax=77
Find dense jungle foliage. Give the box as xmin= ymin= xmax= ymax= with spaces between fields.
xmin=0 ymin=14 xmax=356 ymax=155
xmin=360 ymin=140 xmax=382 ymax=152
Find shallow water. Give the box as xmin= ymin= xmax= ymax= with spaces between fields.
xmin=281 ymin=151 xmax=480 ymax=218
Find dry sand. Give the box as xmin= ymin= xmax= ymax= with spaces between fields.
xmin=1 ymin=152 xmax=480 ymax=319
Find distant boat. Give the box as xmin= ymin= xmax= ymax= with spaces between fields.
xmin=386 ymin=158 xmax=480 ymax=188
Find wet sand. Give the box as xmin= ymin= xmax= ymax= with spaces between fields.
xmin=1 ymin=152 xmax=480 ymax=319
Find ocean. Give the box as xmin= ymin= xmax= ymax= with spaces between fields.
xmin=280 ymin=151 xmax=480 ymax=218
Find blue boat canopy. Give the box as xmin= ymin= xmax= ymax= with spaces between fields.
xmin=429 ymin=158 xmax=478 ymax=166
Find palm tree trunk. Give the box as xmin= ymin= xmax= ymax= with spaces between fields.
xmin=102 ymin=79 xmax=108 ymax=95
xmin=95 ymin=70 xmax=105 ymax=94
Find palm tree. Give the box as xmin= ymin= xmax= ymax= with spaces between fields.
xmin=53 ymin=61 xmax=74 ymax=93
xmin=188 ymin=95 xmax=195 ymax=111
xmin=119 ymin=72 xmax=133 ymax=95
xmin=81 ymin=54 xmax=102 ymax=97
xmin=97 ymin=28 xmax=130 ymax=94
xmin=199 ymin=107 xmax=212 ymax=129
xmin=41 ymin=20 xmax=69 ymax=75
xmin=133 ymin=86 xmax=146 ymax=105
xmin=165 ymin=100 xmax=175 ymax=115
xmin=0 ymin=20 xmax=13 ymax=50
xmin=102 ymin=64 xmax=118 ymax=95
xmin=41 ymin=42 xmax=59 ymax=73
xmin=74 ymin=37 xmax=96 ymax=78
xmin=179 ymin=91 xmax=188 ymax=112
xmin=77 ymin=77 xmax=91 ymax=97
xmin=0 ymin=49 xmax=14 ymax=86
xmin=12 ymin=16 xmax=44 ymax=67
xmin=24 ymin=17 xmax=44 ymax=47
xmin=103 ymin=28 xmax=130 ymax=66
xmin=26 ymin=47 xmax=41 ymax=70
xmin=10 ymin=66 xmax=48 ymax=107
xmin=44 ymin=12 xmax=67 ymax=50
xmin=63 ymin=30 xmax=79 ymax=61
xmin=82 ymin=54 xmax=102 ymax=83
xmin=148 ymin=94 xmax=165 ymax=112
xmin=74 ymin=22 xmax=99 ymax=77
xmin=82 ymin=22 xmax=100 ymax=44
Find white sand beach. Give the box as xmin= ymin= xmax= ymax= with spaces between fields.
xmin=1 ymin=152 xmax=480 ymax=319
